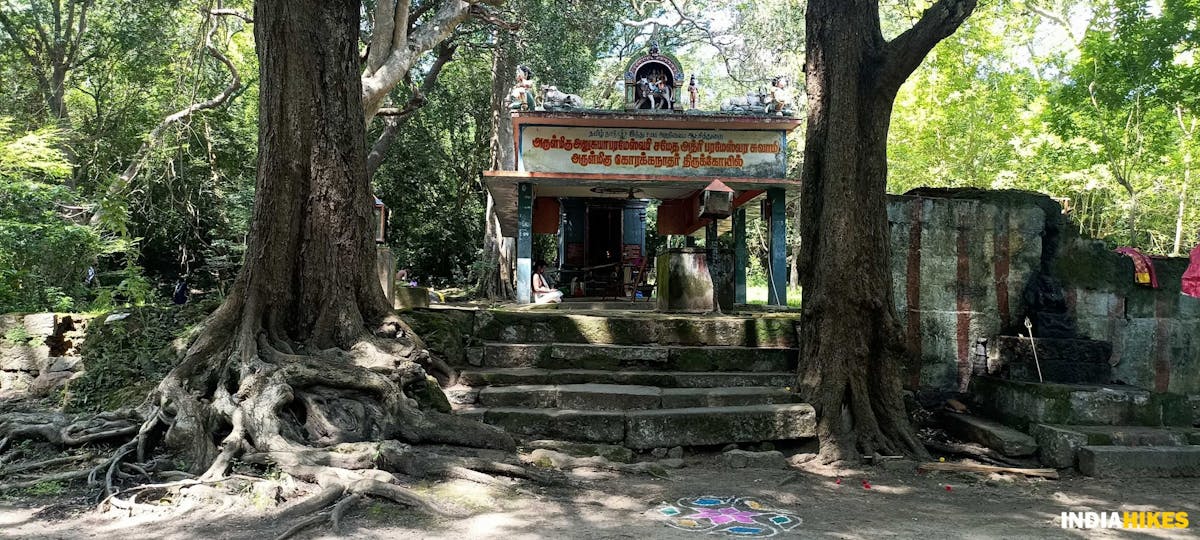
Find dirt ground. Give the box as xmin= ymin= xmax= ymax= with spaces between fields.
xmin=2 ymin=454 xmax=1196 ymax=540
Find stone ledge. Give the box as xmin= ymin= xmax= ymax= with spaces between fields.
xmin=458 ymin=403 xmax=817 ymax=449
xmin=1077 ymin=446 xmax=1200 ymax=478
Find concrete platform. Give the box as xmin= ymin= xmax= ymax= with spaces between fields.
xmin=480 ymin=342 xmax=796 ymax=372
xmin=459 ymin=403 xmax=817 ymax=448
xmin=460 ymin=368 xmax=794 ymax=389
xmin=475 ymin=384 xmax=798 ymax=410
xmin=1077 ymin=445 xmax=1200 ymax=478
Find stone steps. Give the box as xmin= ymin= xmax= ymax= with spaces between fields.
xmin=970 ymin=376 xmax=1192 ymax=429
xmin=457 ymin=403 xmax=817 ymax=449
xmin=472 ymin=310 xmax=799 ymax=347
xmin=453 ymin=309 xmax=809 ymax=449
xmin=1030 ymin=423 xmax=1200 ymax=468
xmin=477 ymin=342 xmax=796 ymax=372
xmin=459 ymin=368 xmax=794 ymax=389
xmin=476 ymin=384 xmax=799 ymax=410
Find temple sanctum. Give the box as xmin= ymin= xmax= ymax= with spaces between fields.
xmin=485 ymin=45 xmax=802 ymax=306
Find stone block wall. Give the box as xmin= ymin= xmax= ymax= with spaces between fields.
xmin=888 ymin=188 xmax=1200 ymax=397
xmin=1056 ymin=238 xmax=1200 ymax=395
xmin=888 ymin=191 xmax=1047 ymax=392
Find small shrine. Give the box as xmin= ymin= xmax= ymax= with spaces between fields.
xmin=623 ymin=42 xmax=685 ymax=110
xmin=486 ymin=45 xmax=802 ymax=308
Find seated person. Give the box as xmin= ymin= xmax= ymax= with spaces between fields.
xmin=532 ymin=260 xmax=563 ymax=304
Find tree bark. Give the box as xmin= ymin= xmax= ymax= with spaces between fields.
xmin=796 ymin=0 xmax=975 ymax=463
xmin=124 ymin=0 xmax=510 ymax=479
xmin=478 ymin=29 xmax=517 ymax=299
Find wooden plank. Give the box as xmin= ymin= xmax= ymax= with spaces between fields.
xmin=918 ymin=461 xmax=1060 ymax=479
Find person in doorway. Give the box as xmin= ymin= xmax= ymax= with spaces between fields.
xmin=532 ymin=260 xmax=563 ymax=304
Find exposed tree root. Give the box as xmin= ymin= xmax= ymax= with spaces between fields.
xmin=523 ymin=449 xmax=684 ymax=479
xmin=0 ymin=468 xmax=93 ymax=491
xmin=0 ymin=303 xmax=552 ymax=532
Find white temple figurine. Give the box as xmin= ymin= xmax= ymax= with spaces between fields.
xmin=688 ymin=75 xmax=699 ymax=109
xmin=766 ymin=76 xmax=794 ymax=116
xmin=510 ymin=65 xmax=537 ymax=111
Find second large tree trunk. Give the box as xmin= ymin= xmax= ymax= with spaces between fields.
xmin=796 ymin=0 xmax=974 ymax=462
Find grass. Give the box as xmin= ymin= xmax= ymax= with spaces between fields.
xmin=745 ymin=285 xmax=802 ymax=308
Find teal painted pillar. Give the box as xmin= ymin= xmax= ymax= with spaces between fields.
xmin=767 ymin=188 xmax=787 ymax=306
xmin=516 ymin=183 xmax=533 ymax=304
xmin=733 ymin=208 xmax=747 ymax=304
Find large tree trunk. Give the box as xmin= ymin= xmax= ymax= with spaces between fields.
xmin=1 ymin=2 xmax=534 ymax=524
xmin=796 ymin=0 xmax=975 ymax=463
xmin=132 ymin=0 xmax=510 ymax=484
xmin=478 ymin=29 xmax=517 ymax=299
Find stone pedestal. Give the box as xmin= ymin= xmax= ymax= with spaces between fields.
xmin=656 ymin=248 xmax=733 ymax=313
xmin=395 ymin=287 xmax=430 ymax=310
xmin=376 ymin=246 xmax=396 ymax=308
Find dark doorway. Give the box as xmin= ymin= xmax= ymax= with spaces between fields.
xmin=586 ymin=205 xmax=623 ymax=267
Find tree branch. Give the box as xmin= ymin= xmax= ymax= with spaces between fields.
xmin=90 ymin=18 xmax=243 ymax=226
xmin=367 ymin=42 xmax=458 ymax=175
xmin=881 ymin=0 xmax=977 ymax=93
xmin=361 ymin=0 xmax=500 ymax=121
xmin=0 ymin=7 xmax=52 ymax=91
xmin=210 ymin=8 xmax=252 ymax=23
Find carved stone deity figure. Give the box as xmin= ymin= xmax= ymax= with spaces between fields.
xmin=766 ymin=76 xmax=794 ymax=115
xmin=688 ymin=75 xmax=699 ymax=109
xmin=510 ymin=65 xmax=537 ymax=111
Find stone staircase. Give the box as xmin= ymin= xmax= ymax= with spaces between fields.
xmin=448 ymin=310 xmax=816 ymax=450
xmin=972 ymin=366 xmax=1200 ymax=477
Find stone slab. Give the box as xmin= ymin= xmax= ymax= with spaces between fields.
xmin=1077 ymin=445 xmax=1200 ymax=478
xmin=659 ymin=387 xmax=797 ymax=408
xmin=1029 ymin=424 xmax=1088 ymax=468
xmin=472 ymin=310 xmax=799 ymax=347
xmin=971 ymin=377 xmax=1193 ymax=428
xmin=474 ymin=384 xmax=793 ymax=411
xmin=624 ymin=403 xmax=816 ymax=449
xmin=941 ymin=413 xmax=1037 ymax=456
xmin=1030 ymin=424 xmax=1200 ymax=468
xmin=481 ymin=343 xmax=797 ymax=372
xmin=478 ymin=385 xmax=558 ymax=408
xmin=557 ymin=384 xmax=661 ymax=411
xmin=460 ymin=368 xmax=793 ymax=389
xmin=482 ymin=408 xmax=626 ymax=443
xmin=720 ymin=449 xmax=787 ymax=469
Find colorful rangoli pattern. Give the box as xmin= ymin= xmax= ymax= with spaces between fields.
xmin=654 ymin=496 xmax=802 ymax=536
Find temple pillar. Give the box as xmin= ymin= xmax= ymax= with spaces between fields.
xmin=733 ymin=207 xmax=747 ymax=304
xmin=767 ymin=188 xmax=787 ymax=306
xmin=516 ymin=182 xmax=533 ymax=304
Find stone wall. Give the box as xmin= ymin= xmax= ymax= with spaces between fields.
xmin=888 ymin=189 xmax=1200 ymax=397
xmin=1056 ymin=237 xmax=1200 ymax=395
xmin=0 ymin=313 xmax=90 ymax=396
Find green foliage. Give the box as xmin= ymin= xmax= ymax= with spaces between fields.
xmin=63 ymin=301 xmax=216 ymax=412
xmin=0 ymin=118 xmax=104 ymax=312
xmin=887 ymin=0 xmax=1200 ymax=254
xmin=24 ymin=480 xmax=66 ymax=497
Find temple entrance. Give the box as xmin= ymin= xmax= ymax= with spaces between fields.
xmin=586 ymin=204 xmax=623 ymax=267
